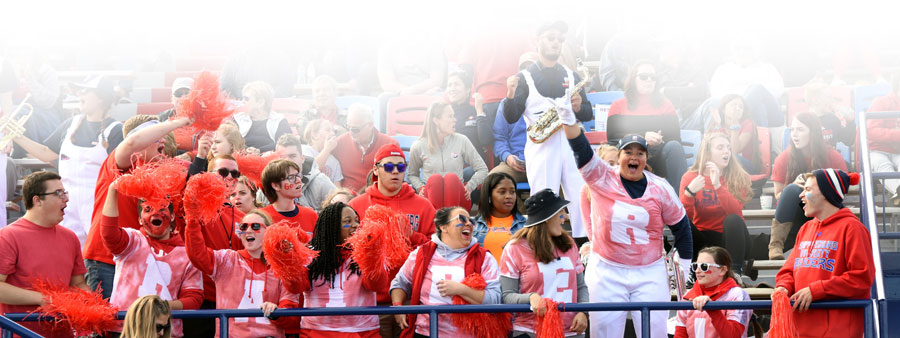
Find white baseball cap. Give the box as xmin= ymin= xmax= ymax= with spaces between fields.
xmin=171 ymin=77 xmax=194 ymax=95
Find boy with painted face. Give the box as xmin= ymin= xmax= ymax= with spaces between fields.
xmin=260 ymin=159 xmax=319 ymax=237
xmin=100 ymin=181 xmax=203 ymax=337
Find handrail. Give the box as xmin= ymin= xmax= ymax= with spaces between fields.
xmin=0 ymin=315 xmax=41 ymax=338
xmin=856 ymin=108 xmax=893 ymax=301
xmin=2 ymin=300 xmax=875 ymax=338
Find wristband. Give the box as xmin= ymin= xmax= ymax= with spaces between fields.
xmin=684 ymin=186 xmax=695 ymax=196
xmin=392 ymin=301 xmax=403 ymax=306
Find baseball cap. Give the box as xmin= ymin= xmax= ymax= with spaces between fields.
xmin=617 ymin=134 xmax=648 ymax=151
xmin=171 ymin=77 xmax=194 ymax=95
xmin=536 ymin=20 xmax=568 ymax=36
xmin=71 ymin=75 xmax=115 ymax=103
xmin=374 ymin=143 xmax=405 ymax=164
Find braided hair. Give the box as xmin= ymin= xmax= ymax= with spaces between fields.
xmin=307 ymin=202 xmax=361 ymax=287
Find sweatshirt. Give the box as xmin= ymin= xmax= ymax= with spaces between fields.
xmin=408 ymin=133 xmax=488 ymax=192
xmin=865 ymin=93 xmax=900 ymax=154
xmin=775 ymin=208 xmax=875 ymax=338
xmin=679 ymin=171 xmax=746 ymax=233
xmin=606 ymin=95 xmax=682 ymax=145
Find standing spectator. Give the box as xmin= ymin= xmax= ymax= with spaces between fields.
xmin=230 ymin=176 xmax=261 ymax=215
xmin=275 ymin=134 xmax=336 ymax=212
xmin=473 ymin=172 xmax=526 ymax=264
xmin=489 ymin=52 xmax=537 ymax=189
xmin=774 ymin=169 xmax=874 ymax=338
xmin=333 ymin=104 xmax=399 ymax=192
xmin=768 ymin=114 xmax=847 ymax=260
xmin=158 ymin=77 xmax=194 ymax=121
xmin=12 ymin=75 xmax=124 ymax=245
xmin=709 ymin=35 xmax=785 ymax=128
xmin=707 ymin=95 xmax=762 ymax=174
xmin=499 ymin=189 xmax=589 ymax=338
xmin=675 ymin=247 xmax=751 ymax=338
xmin=0 ymin=171 xmax=89 ymax=336
xmin=804 ymin=81 xmax=857 ymax=148
xmin=297 ymin=75 xmax=348 ymax=135
xmin=260 ymin=159 xmax=319 ymax=237
xmin=10 ymin=51 xmax=63 ymax=158
xmin=408 ymin=101 xmax=488 ymax=210
xmin=607 ymin=60 xmax=688 ymax=190
xmin=865 ymin=75 xmax=900 ymax=205
xmin=446 ymin=71 xmax=494 ymax=163
xmin=680 ymin=133 xmax=754 ymax=275
xmin=303 ymin=119 xmax=344 ymax=185
xmin=232 ymin=81 xmax=292 ymax=152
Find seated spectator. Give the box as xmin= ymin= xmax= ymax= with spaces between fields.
xmin=12 ymin=75 xmax=123 ymax=245
xmin=675 ymin=247 xmax=751 ymax=338
xmin=322 ymin=187 xmax=355 ymax=209
xmin=276 ymin=134 xmax=336 ymax=212
xmin=185 ymin=210 xmax=300 ymax=337
xmin=210 ymin=122 xmax=246 ymax=158
xmin=333 ymin=103 xmax=399 ymax=192
xmin=297 ymin=75 xmax=348 ymax=135
xmin=865 ymin=74 xmax=900 ymax=205
xmin=230 ymin=176 xmax=261 ymax=215
xmin=709 ymin=35 xmax=784 ymax=128
xmin=9 ymin=52 xmax=63 ymax=159
xmin=260 ymin=159 xmax=319 ymax=236
xmin=446 ymin=71 xmax=494 ymax=163
xmin=657 ymin=37 xmax=710 ymax=118
xmin=607 ymin=60 xmax=687 ymax=189
xmin=390 ymin=207 xmax=501 ymax=338
xmin=489 ymin=52 xmax=537 ymax=189
xmin=0 ymin=171 xmax=89 ymax=337
xmin=707 ymin=94 xmax=762 ymax=174
xmin=100 ymin=183 xmax=203 ymax=337
xmin=473 ymin=172 xmax=526 ymax=263
xmin=804 ymin=81 xmax=857 ymax=148
xmin=232 ymin=81 xmax=292 ymax=152
xmin=302 ymin=119 xmax=344 ymax=185
xmin=158 ymin=77 xmax=193 ymax=122
xmin=768 ymin=113 xmax=847 ymax=259
xmin=121 ymin=295 xmax=172 ymax=338
xmin=408 ymin=101 xmax=489 ymax=210
xmin=680 ymin=133 xmax=753 ymax=275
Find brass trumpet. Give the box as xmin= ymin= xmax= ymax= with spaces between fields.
xmin=0 ymin=94 xmax=34 ymax=149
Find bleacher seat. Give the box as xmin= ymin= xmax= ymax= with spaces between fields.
xmin=681 ymin=129 xmax=702 ymax=167
xmin=385 ymin=95 xmax=437 ymax=136
xmin=335 ymin=96 xmax=381 ymax=132
xmin=750 ymin=127 xmax=772 ymax=182
xmin=585 ymin=91 xmax=624 ymax=132
xmin=852 ymin=83 xmax=892 ymax=113
xmin=137 ymin=102 xmax=173 ymax=116
xmin=392 ymin=135 xmax=418 ymax=181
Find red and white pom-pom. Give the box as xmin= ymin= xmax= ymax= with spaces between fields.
xmin=849 ymin=172 xmax=860 ymax=186
xmin=769 ymin=290 xmax=798 ymax=338
xmin=31 ymin=279 xmax=118 ymax=336
xmin=233 ymin=151 xmax=282 ymax=188
xmin=450 ymin=273 xmax=513 ymax=338
xmin=175 ymin=71 xmax=234 ymax=132
xmin=534 ymin=298 xmax=564 ymax=338
xmin=346 ymin=205 xmax=412 ymax=281
xmin=117 ymin=158 xmax=188 ymax=211
xmin=263 ymin=221 xmax=319 ymax=294
xmin=183 ymin=172 xmax=228 ymax=224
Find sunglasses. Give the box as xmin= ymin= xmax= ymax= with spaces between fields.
xmin=157 ymin=323 xmax=171 ymax=332
xmin=239 ymin=222 xmax=264 ymax=232
xmin=691 ymin=262 xmax=722 ymax=273
xmin=543 ymin=34 xmax=566 ymax=43
xmin=456 ymin=214 xmax=475 ymax=227
xmin=173 ymin=89 xmax=190 ymax=99
xmin=37 ymin=189 xmax=69 ymax=198
xmin=377 ymin=162 xmax=407 ymax=173
xmin=636 ymin=73 xmax=657 ymax=81
xmin=217 ymin=168 xmax=241 ymax=179
xmin=349 ymin=123 xmax=370 ymax=134
xmin=282 ymin=174 xmax=302 ymax=183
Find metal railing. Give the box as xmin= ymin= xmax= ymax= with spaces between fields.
xmin=2 ymin=299 xmax=876 ymax=338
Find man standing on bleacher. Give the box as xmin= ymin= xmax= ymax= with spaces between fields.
xmin=502 ymin=20 xmax=592 ymax=241
xmin=774 ymin=169 xmax=875 ymax=338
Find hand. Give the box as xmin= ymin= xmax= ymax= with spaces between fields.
xmin=395 ymin=314 xmax=409 ymax=329
xmin=790 ymin=287 xmax=813 ymax=312
xmin=687 ymin=176 xmax=705 ymax=195
xmin=472 ymin=93 xmax=484 ymax=115
xmin=579 ymin=242 xmax=592 ymax=263
xmin=793 ymin=174 xmax=806 ymax=186
xmin=554 ymin=96 xmax=576 ymax=125
xmin=246 ymin=147 xmax=261 ymax=156
xmin=529 ymin=293 xmax=546 ymax=317
xmin=692 ymin=295 xmax=711 ymax=311
xmin=644 ymin=131 xmax=663 ymax=147
xmin=772 ymin=287 xmax=788 ymax=299
xmin=708 ymin=108 xmax=722 ymax=130
xmin=506 ymin=75 xmax=519 ymax=99
xmin=705 ymin=162 xmax=721 ymax=189
xmin=174 ymin=116 xmax=193 ymax=127
xmin=463 ymin=186 xmax=472 ymax=201
xmin=196 ymin=133 xmax=213 ymax=159
xmin=435 ymin=279 xmax=466 ymax=298
xmin=260 ymin=301 xmax=278 ymax=317
xmin=569 ymin=312 xmax=588 ymax=334
xmin=571 ymin=92 xmax=582 ymax=113
xmin=322 ymin=134 xmax=338 ymax=153
xmin=5 ymin=201 xmax=20 ymax=213
xmin=506 ymin=155 xmax=525 ymax=172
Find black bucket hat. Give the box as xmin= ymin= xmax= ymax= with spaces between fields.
xmin=524 ymin=189 xmax=570 ymax=227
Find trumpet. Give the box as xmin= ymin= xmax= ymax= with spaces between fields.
xmin=0 ymin=94 xmax=34 ymax=149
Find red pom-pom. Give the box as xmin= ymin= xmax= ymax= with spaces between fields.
xmin=263 ymin=221 xmax=318 ymax=294
xmin=769 ymin=290 xmax=798 ymax=338
xmin=176 ymin=72 xmax=234 ymax=132
xmin=849 ymin=172 xmax=860 ymax=186
xmin=183 ymin=172 xmax=228 ymax=224
xmin=450 ymin=273 xmax=512 ymax=338
xmin=346 ymin=205 xmax=412 ymax=282
xmin=117 ymin=158 xmax=188 ymax=211
xmin=233 ymin=151 xmax=282 ymax=188
xmin=535 ymin=298 xmax=564 ymax=338
xmin=31 ymin=279 xmax=118 ymax=336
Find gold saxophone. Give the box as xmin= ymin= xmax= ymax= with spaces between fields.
xmin=0 ymin=94 xmax=34 ymax=149
xmin=527 ymin=61 xmax=591 ymax=143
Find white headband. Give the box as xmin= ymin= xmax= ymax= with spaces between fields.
xmin=126 ymin=120 xmax=160 ymax=137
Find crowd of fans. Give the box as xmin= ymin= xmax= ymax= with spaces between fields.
xmin=0 ymin=18 xmax=889 ymax=338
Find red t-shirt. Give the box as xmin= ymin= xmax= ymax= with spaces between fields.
xmin=332 ymin=131 xmax=399 ymax=193
xmin=865 ymin=93 xmax=900 ymax=153
xmin=771 ymin=147 xmax=847 ymax=184
xmin=0 ymin=218 xmax=87 ymax=336
xmin=83 ymin=149 xmax=142 ymax=265
xmin=261 ymin=204 xmax=319 ymax=237
xmin=679 ymin=171 xmax=746 ymax=233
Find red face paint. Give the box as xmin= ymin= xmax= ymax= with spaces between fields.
xmin=141 ymin=206 xmax=172 ymax=237
xmin=283 ymin=183 xmax=294 ymax=190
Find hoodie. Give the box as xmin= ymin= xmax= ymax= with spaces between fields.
xmin=775 ymin=208 xmax=875 ymax=338
xmin=349 ymin=182 xmax=436 ymax=303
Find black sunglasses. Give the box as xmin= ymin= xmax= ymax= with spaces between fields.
xmin=543 ymin=34 xmax=566 ymax=43
xmin=691 ymin=262 xmax=722 ymax=273
xmin=217 ymin=168 xmax=241 ymax=179
xmin=156 ymin=322 xmax=171 ymax=332
xmin=456 ymin=214 xmax=474 ymax=226
xmin=239 ymin=222 xmax=264 ymax=232
xmin=637 ymin=73 xmax=657 ymax=81
xmin=173 ymin=89 xmax=190 ymax=99
xmin=377 ymin=162 xmax=407 ymax=173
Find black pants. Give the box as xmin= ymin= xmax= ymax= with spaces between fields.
xmin=181 ymin=299 xmax=216 ymax=338
xmin=691 ymin=214 xmax=752 ymax=274
xmin=648 ymin=140 xmax=688 ymax=190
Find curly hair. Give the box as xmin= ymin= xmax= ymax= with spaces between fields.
xmin=307 ymin=202 xmax=361 ymax=287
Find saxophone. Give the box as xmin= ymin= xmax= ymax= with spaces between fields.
xmin=526 ymin=60 xmax=590 ymax=143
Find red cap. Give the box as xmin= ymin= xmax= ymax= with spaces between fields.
xmin=374 ymin=143 xmax=405 ymax=164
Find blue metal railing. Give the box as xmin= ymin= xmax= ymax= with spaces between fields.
xmin=2 ymin=300 xmax=876 ymax=338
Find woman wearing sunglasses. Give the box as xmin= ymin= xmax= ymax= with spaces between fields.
xmin=408 ymin=101 xmax=489 ymax=210
xmin=675 ymin=246 xmax=750 ymax=338
xmin=390 ymin=206 xmax=502 ymax=338
xmin=499 ymin=189 xmax=589 ymax=337
xmin=300 ymin=202 xmax=389 ymax=337
xmin=121 ymin=295 xmax=172 ymax=338
xmin=185 ymin=209 xmax=301 ymax=338
xmin=607 ymin=60 xmax=687 ymax=190
xmin=472 ymin=172 xmax=526 ymax=264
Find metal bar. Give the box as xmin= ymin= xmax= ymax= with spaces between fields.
xmin=429 ymin=309 xmax=439 ymax=337
xmin=219 ymin=314 xmax=228 ymax=337
xmin=865 ymin=301 xmax=874 ymax=338
xmin=877 ymin=232 xmax=900 ymax=239
xmin=0 ymin=316 xmax=41 ymax=338
xmin=872 ymin=172 xmax=900 ymax=180
xmin=640 ymin=307 xmax=650 ymax=338
xmin=856 ymin=109 xmax=887 ymax=301
xmin=865 ymin=111 xmax=900 ymax=119
xmin=2 ymin=329 xmax=10 ymax=338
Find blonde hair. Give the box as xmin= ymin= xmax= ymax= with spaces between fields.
xmin=420 ymin=101 xmax=451 ymax=152
xmin=322 ymin=188 xmax=355 ymax=209
xmin=121 ymin=295 xmax=171 ymax=338
xmin=244 ymin=209 xmax=274 ymax=226
xmin=303 ymin=119 xmax=330 ymax=144
xmin=242 ymin=81 xmax=275 ymax=112
xmin=210 ymin=122 xmax=246 ymax=159
xmin=596 ymin=144 xmax=617 ymax=158
xmin=689 ymin=132 xmax=753 ymax=203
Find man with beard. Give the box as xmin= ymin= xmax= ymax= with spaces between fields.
xmin=502 ymin=21 xmax=593 ymax=242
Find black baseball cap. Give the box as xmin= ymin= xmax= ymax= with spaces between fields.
xmin=617 ymin=134 xmax=648 ymax=151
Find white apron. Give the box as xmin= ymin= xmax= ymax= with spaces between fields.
xmin=58 ymin=115 xmax=120 ymax=245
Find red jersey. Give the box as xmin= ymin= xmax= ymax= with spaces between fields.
xmin=261 ymin=203 xmax=318 ymax=237
xmin=332 ymin=130 xmax=398 ymax=192
xmin=84 ymin=149 xmax=142 ymax=264
xmin=679 ymin=171 xmax=746 ymax=233
xmin=771 ymin=148 xmax=847 ymax=184
xmin=197 ymin=205 xmax=245 ymax=301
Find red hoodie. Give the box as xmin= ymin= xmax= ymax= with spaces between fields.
xmin=348 ymin=182 xmax=436 ymax=303
xmin=776 ymin=208 xmax=875 ymax=338
xmin=679 ymin=171 xmax=746 ymax=232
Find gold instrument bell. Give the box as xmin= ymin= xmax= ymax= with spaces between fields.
xmin=526 ymin=61 xmax=591 ymax=143
xmin=0 ymin=94 xmax=34 ymax=150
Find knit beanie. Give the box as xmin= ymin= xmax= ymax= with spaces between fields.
xmin=812 ymin=168 xmax=860 ymax=208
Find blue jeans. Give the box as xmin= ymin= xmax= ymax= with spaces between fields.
xmin=84 ymin=259 xmax=115 ymax=299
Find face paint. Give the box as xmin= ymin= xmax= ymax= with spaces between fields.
xmin=804 ymin=192 xmax=814 ymax=202
xmin=141 ymin=206 xmax=172 ymax=237
xmin=283 ymin=183 xmax=294 ymax=190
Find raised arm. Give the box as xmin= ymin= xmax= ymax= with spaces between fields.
xmin=100 ymin=183 xmax=130 ymax=256
xmin=116 ymin=117 xmax=191 ymax=169
xmin=185 ymin=219 xmax=216 ymax=276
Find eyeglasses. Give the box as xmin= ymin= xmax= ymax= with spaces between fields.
xmin=456 ymin=214 xmax=475 ymax=227
xmin=543 ymin=34 xmax=566 ymax=43
xmin=173 ymin=89 xmax=190 ymax=99
xmin=37 ymin=189 xmax=68 ymax=198
xmin=282 ymin=174 xmax=302 ymax=183
xmin=377 ymin=162 xmax=407 ymax=173
xmin=691 ymin=262 xmax=722 ymax=273
xmin=239 ymin=222 xmax=264 ymax=232
xmin=349 ymin=123 xmax=370 ymax=134
xmin=217 ymin=168 xmax=241 ymax=179
xmin=636 ymin=73 xmax=657 ymax=81
xmin=156 ymin=323 xmax=171 ymax=332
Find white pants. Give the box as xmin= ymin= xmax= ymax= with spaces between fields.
xmin=524 ymin=131 xmax=586 ymax=237
xmin=585 ymin=254 xmax=669 ymax=338
xmin=871 ymin=151 xmax=900 ymax=196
